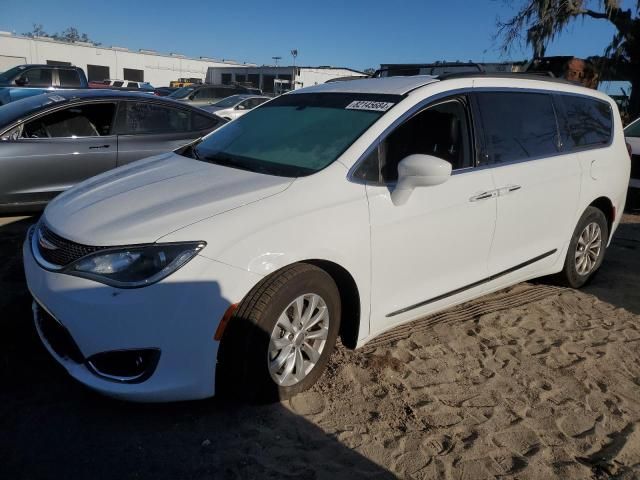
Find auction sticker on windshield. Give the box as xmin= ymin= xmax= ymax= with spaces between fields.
xmin=345 ymin=100 xmax=395 ymax=112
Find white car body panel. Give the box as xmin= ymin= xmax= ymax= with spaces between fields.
xmin=23 ymin=74 xmax=630 ymax=401
xmin=43 ymin=152 xmax=293 ymax=245
xmin=366 ymin=170 xmax=496 ymax=333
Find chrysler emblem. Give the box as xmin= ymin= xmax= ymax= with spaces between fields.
xmin=37 ymin=228 xmax=58 ymax=251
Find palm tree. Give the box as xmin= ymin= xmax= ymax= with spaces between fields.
xmin=497 ymin=1 xmax=640 ymax=119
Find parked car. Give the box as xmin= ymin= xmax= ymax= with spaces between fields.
xmin=0 ymin=64 xmax=88 ymax=105
xmin=154 ymin=87 xmax=179 ymax=97
xmin=24 ymin=74 xmax=629 ymax=402
xmin=0 ymin=90 xmax=225 ymax=212
xmin=200 ymin=94 xmax=270 ymax=120
xmin=89 ymin=79 xmax=155 ymax=92
xmin=624 ymin=116 xmax=640 ymax=209
xmin=168 ymin=84 xmax=261 ymax=106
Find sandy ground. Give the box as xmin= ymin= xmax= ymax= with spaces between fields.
xmin=1 ymin=214 xmax=639 ymax=479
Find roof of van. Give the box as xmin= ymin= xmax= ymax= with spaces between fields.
xmin=292 ymin=73 xmax=611 ymax=101
xmin=291 ymin=75 xmax=439 ymax=95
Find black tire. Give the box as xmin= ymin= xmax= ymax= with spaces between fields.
xmin=216 ymin=263 xmax=341 ymax=402
xmin=556 ymin=206 xmax=609 ymax=288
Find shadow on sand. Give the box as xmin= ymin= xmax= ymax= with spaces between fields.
xmin=583 ymin=216 xmax=640 ymax=315
xmin=0 ymin=217 xmax=393 ymax=480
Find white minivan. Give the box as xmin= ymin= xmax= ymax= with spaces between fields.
xmin=24 ymin=74 xmax=630 ymax=402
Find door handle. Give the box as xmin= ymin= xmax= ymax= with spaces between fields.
xmin=89 ymin=145 xmax=110 ymax=149
xmin=496 ymin=184 xmax=522 ymax=196
xmin=469 ymin=191 xmax=496 ymax=202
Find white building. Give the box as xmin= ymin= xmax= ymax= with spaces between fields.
xmin=0 ymin=31 xmax=252 ymax=87
xmin=206 ymin=66 xmax=366 ymax=94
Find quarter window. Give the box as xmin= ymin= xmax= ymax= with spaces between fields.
xmin=476 ymin=92 xmax=559 ymax=164
xmin=192 ymin=113 xmax=221 ymax=131
xmin=115 ymin=102 xmax=192 ymax=134
xmin=23 ymin=103 xmax=116 ymax=138
xmin=561 ymin=95 xmax=612 ymax=148
xmin=58 ymin=69 xmax=82 ymax=87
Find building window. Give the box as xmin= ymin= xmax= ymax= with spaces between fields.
xmin=87 ymin=64 xmax=110 ymax=82
xmin=123 ymin=68 xmax=144 ymax=82
xmin=221 ymin=73 xmax=232 ymax=85
xmin=235 ymin=74 xmax=247 ymax=83
xmin=46 ymin=60 xmax=72 ymax=66
xmin=248 ymin=74 xmax=260 ymax=88
xmin=262 ymin=75 xmax=276 ymax=93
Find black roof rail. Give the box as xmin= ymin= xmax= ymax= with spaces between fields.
xmin=435 ymin=71 xmax=579 ymax=85
xmin=373 ymin=62 xmax=485 ymax=78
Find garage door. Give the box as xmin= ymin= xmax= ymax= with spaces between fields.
xmin=0 ymin=55 xmax=26 ymax=72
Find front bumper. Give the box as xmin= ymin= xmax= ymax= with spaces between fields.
xmin=23 ymin=234 xmax=261 ymax=402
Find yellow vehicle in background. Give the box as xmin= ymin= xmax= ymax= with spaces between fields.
xmin=169 ymin=77 xmax=204 ymax=88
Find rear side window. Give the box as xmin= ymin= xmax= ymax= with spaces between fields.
xmin=115 ymin=102 xmax=192 ymax=134
xmin=58 ymin=69 xmax=82 ymax=87
xmin=476 ymin=92 xmax=559 ymax=164
xmin=560 ymin=95 xmax=612 ymax=148
xmin=249 ymin=98 xmax=268 ymax=108
xmin=23 ymin=103 xmax=116 ymax=138
xmin=192 ymin=88 xmax=212 ymax=100
xmin=192 ymin=113 xmax=221 ymax=131
xmin=213 ymin=88 xmax=232 ymax=98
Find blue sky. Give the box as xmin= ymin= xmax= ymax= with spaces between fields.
xmin=0 ymin=0 xmax=631 ymax=70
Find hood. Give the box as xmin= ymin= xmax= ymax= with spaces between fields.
xmin=44 ymin=152 xmax=294 ymax=246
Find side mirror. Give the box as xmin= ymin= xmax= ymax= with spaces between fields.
xmin=15 ymin=75 xmax=29 ymax=86
xmin=390 ymin=154 xmax=452 ymax=206
xmin=235 ymin=104 xmax=246 ymax=110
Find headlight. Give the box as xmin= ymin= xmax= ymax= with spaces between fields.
xmin=67 ymin=242 xmax=206 ymax=288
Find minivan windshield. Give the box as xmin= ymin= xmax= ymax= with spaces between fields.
xmin=186 ymin=92 xmax=400 ymax=177
xmin=168 ymin=86 xmax=197 ymax=99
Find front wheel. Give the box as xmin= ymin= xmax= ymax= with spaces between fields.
xmin=216 ymin=263 xmax=341 ymax=402
xmin=556 ymin=206 xmax=609 ymax=288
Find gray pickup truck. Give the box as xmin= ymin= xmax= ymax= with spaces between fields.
xmin=0 ymin=64 xmax=89 ymax=105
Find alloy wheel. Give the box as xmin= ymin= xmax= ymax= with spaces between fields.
xmin=268 ymin=293 xmax=330 ymax=387
xmin=575 ymin=222 xmax=602 ymax=276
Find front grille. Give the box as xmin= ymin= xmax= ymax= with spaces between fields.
xmin=34 ymin=302 xmax=84 ymax=364
xmin=632 ymin=154 xmax=640 ymax=181
xmin=36 ymin=223 xmax=103 ymax=267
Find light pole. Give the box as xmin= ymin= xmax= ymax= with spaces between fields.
xmin=272 ymin=56 xmax=282 ymax=66
xmin=291 ymin=49 xmax=298 ymax=67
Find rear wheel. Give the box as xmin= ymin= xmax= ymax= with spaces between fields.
xmin=216 ymin=263 xmax=340 ymax=402
xmin=556 ymin=206 xmax=608 ymax=288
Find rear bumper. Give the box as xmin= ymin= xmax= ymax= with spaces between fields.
xmin=23 ymin=233 xmax=261 ymax=402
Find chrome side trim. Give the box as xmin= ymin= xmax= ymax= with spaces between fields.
xmin=386 ymin=249 xmax=558 ymax=318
